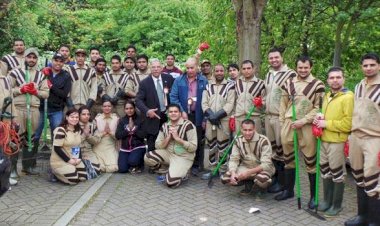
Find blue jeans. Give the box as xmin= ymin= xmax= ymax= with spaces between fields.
xmin=35 ymin=110 xmax=63 ymax=141
xmin=118 ymin=147 xmax=146 ymax=173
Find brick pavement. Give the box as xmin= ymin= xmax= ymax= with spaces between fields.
xmin=71 ymin=166 xmax=357 ymax=226
xmin=0 ymin=158 xmax=357 ymax=226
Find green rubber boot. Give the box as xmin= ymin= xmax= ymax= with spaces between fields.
xmin=325 ymin=182 xmax=344 ymax=217
xmin=318 ymin=178 xmax=334 ymax=211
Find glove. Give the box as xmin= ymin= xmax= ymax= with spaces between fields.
xmin=20 ymin=84 xmax=29 ymax=94
xmin=197 ymin=42 xmax=210 ymax=54
xmin=47 ymin=80 xmax=53 ymax=89
xmin=204 ymin=108 xmax=214 ymax=118
xmin=253 ymin=96 xmax=263 ymax=108
xmin=101 ymin=94 xmax=112 ymax=103
xmin=66 ymin=98 xmax=74 ymax=109
xmin=97 ymin=85 xmax=103 ymax=95
xmin=86 ymin=99 xmax=95 ymax=109
xmin=229 ymin=116 xmax=236 ymax=132
xmin=343 ymin=141 xmax=349 ymax=158
xmin=116 ymin=89 xmax=127 ymax=99
xmin=312 ymin=125 xmax=323 ymax=138
xmin=41 ymin=67 xmax=52 ymax=76
xmin=209 ymin=110 xmax=227 ymax=125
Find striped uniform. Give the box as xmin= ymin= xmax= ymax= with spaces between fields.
xmin=1 ymin=54 xmax=24 ymax=73
xmin=80 ymin=121 xmax=101 ymax=174
xmin=234 ymin=76 xmax=265 ymax=134
xmin=67 ymin=65 xmax=97 ymax=109
xmin=144 ymin=119 xmax=197 ymax=188
xmin=102 ymin=70 xmax=129 ymax=116
xmin=279 ymin=74 xmax=325 ymax=173
xmin=201 ymin=79 xmax=235 ymax=168
xmin=264 ymin=65 xmax=296 ymax=161
xmin=125 ymin=69 xmax=150 ymax=99
xmin=92 ymin=71 xmax=106 ymax=119
xmin=50 ymin=127 xmax=87 ymax=185
xmin=349 ymin=74 xmax=380 ymax=198
xmin=221 ymin=133 xmax=275 ymax=188
xmin=0 ymin=70 xmax=16 ymax=118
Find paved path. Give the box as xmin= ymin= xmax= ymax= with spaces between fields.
xmin=0 ymin=160 xmax=356 ymax=226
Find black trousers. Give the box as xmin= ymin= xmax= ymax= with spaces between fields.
xmin=146 ymin=112 xmax=167 ymax=152
xmin=188 ymin=113 xmax=205 ymax=170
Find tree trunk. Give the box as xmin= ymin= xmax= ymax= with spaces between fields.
xmin=233 ymin=0 xmax=267 ymax=71
xmin=333 ymin=20 xmax=345 ymax=67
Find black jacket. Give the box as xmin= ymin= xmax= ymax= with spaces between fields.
xmin=115 ymin=115 xmax=145 ymax=150
xmin=135 ymin=74 xmax=174 ymax=135
xmin=39 ymin=70 xmax=72 ymax=112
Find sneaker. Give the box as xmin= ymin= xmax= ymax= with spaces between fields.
xmin=201 ymin=172 xmax=212 ymax=180
xmin=156 ymin=175 xmax=166 ymax=184
xmin=9 ymin=178 xmax=18 ymax=186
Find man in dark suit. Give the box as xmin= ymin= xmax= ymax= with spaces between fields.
xmin=136 ymin=59 xmax=174 ymax=153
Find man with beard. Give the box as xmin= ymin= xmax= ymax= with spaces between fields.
xmin=201 ymin=64 xmax=235 ymax=179
xmin=162 ymin=54 xmax=183 ymax=79
xmin=136 ymin=59 xmax=174 ymax=153
xmin=2 ymin=38 xmax=26 ymax=73
xmin=313 ymin=67 xmax=353 ymax=217
xmin=9 ymin=48 xmax=49 ymax=179
xmin=276 ymin=56 xmax=325 ymax=211
xmin=144 ymin=104 xmax=197 ymax=188
xmin=170 ymin=57 xmax=208 ymax=175
xmin=66 ymin=49 xmax=97 ymax=110
xmin=101 ymin=55 xmax=129 ymax=117
xmin=264 ymin=48 xmax=297 ymax=194
xmin=345 ymin=53 xmax=380 ymax=226
xmin=126 ymin=54 xmax=150 ymax=99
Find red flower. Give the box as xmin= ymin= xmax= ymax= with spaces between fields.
xmin=199 ymin=42 xmax=210 ymax=51
xmin=252 ymin=97 xmax=263 ymax=108
xmin=41 ymin=67 xmax=52 ymax=76
xmin=312 ymin=125 xmax=323 ymax=138
xmin=344 ymin=141 xmax=349 ymax=157
xmin=229 ymin=116 xmax=236 ymax=132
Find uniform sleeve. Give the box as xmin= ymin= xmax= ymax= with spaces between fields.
xmin=301 ymin=85 xmax=325 ymax=124
xmin=87 ymin=124 xmax=102 ymax=145
xmin=125 ymin=75 xmax=135 ymax=97
xmin=169 ymin=78 xmax=183 ymax=112
xmin=259 ymin=140 xmax=275 ymax=173
xmin=135 ymin=82 xmax=149 ymax=115
xmin=53 ymin=127 xmax=66 ymax=147
xmin=228 ymin=142 xmax=241 ymax=173
xmin=326 ymin=93 xmax=354 ymax=133
xmin=89 ymin=70 xmax=98 ymax=101
xmin=183 ymin=125 xmax=197 ymax=153
xmin=37 ymin=76 xmax=50 ymax=99
xmin=201 ymin=88 xmax=209 ymax=112
xmin=9 ymin=71 xmax=22 ymax=96
xmin=279 ymin=89 xmax=289 ymax=124
xmin=223 ymin=86 xmax=236 ymax=115
xmin=155 ymin=128 xmax=166 ymax=149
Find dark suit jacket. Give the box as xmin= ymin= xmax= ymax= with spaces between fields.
xmin=136 ymin=73 xmax=174 ymax=135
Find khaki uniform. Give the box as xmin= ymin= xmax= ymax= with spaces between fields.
xmin=102 ymin=70 xmax=129 ymax=117
xmin=349 ymin=74 xmax=380 ymax=198
xmin=1 ymin=54 xmax=25 ymax=74
xmin=93 ymin=113 xmax=119 ymax=173
xmin=92 ymin=71 xmax=106 ymax=118
xmin=201 ymin=79 xmax=235 ymax=167
xmin=144 ymin=119 xmax=197 ymax=188
xmin=67 ymin=65 xmax=97 ymax=108
xmin=50 ymin=127 xmax=87 ymax=185
xmin=320 ymin=90 xmax=354 ymax=182
xmin=0 ymin=64 xmax=16 ymax=119
xmin=235 ymin=76 xmax=265 ymax=134
xmin=125 ymin=69 xmax=150 ymax=99
xmin=221 ymin=133 xmax=275 ymax=188
xmin=264 ymin=65 xmax=296 ymax=161
xmin=279 ymin=74 xmax=325 ymax=173
xmin=80 ymin=121 xmax=101 ymax=174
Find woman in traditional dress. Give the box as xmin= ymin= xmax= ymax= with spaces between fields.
xmin=79 ymin=106 xmax=101 ymax=176
xmin=93 ymin=100 xmax=119 ymax=172
xmin=50 ymin=109 xmax=87 ymax=185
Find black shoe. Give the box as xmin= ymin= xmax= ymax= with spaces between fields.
xmin=367 ymin=195 xmax=380 ymax=226
xmin=22 ymin=167 xmax=40 ymax=175
xmin=274 ymin=190 xmax=294 ymax=200
xmin=267 ymin=181 xmax=283 ymax=193
xmin=274 ymin=168 xmax=295 ymax=201
xmin=344 ymin=187 xmax=368 ymax=226
xmin=308 ymin=173 xmax=316 ymax=210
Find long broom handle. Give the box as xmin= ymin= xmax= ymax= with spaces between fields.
xmin=210 ymin=105 xmax=256 ymax=176
xmin=291 ymin=95 xmax=301 ymax=209
xmin=25 ymin=68 xmax=33 ymax=152
xmin=43 ymin=99 xmax=48 ymax=143
xmin=315 ymin=96 xmax=323 ymax=208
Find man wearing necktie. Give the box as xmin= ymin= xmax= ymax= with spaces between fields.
xmin=136 ymin=59 xmax=174 ymax=154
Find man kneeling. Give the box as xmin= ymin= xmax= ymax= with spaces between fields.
xmin=144 ymin=104 xmax=197 ymax=188
xmin=221 ymin=119 xmax=275 ymax=195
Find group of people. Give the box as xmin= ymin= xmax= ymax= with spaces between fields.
xmin=0 ymin=38 xmax=379 ymax=225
